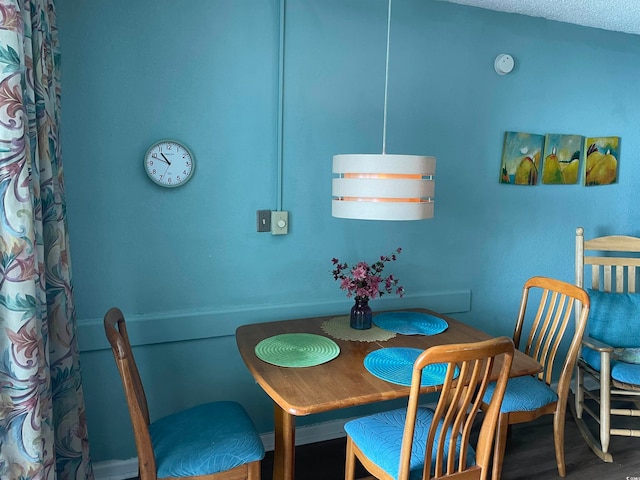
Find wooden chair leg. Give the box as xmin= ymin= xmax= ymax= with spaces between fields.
xmin=553 ymin=407 xmax=567 ymax=477
xmin=492 ymin=413 xmax=509 ymax=480
xmin=575 ymin=366 xmax=584 ymax=418
xmin=247 ymin=459 xmax=261 ymax=480
xmin=600 ymin=359 xmax=612 ymax=455
xmin=345 ymin=437 xmax=356 ymax=480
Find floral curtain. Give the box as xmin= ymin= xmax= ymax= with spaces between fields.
xmin=0 ymin=1 xmax=93 ymax=479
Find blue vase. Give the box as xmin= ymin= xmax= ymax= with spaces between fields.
xmin=350 ymin=296 xmax=372 ymax=330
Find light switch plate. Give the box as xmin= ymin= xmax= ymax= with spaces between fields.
xmin=257 ymin=210 xmax=271 ymax=232
xmin=271 ymin=211 xmax=289 ymax=235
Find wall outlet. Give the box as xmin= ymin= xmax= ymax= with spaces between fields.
xmin=271 ymin=211 xmax=289 ymax=235
xmin=256 ymin=210 xmax=271 ymax=232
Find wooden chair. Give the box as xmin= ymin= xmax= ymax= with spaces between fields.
xmin=104 ymin=307 xmax=264 ymax=480
xmin=482 ymin=276 xmax=590 ymax=479
xmin=344 ymin=336 xmax=515 ymax=480
xmin=572 ymin=227 xmax=640 ymax=462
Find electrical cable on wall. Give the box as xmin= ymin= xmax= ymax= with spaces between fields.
xmin=276 ymin=0 xmax=286 ymax=211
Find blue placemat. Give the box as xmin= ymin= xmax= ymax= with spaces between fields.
xmin=373 ymin=312 xmax=448 ymax=335
xmin=363 ymin=347 xmax=458 ymax=387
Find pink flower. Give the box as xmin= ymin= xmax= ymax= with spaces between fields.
xmin=330 ymin=248 xmax=404 ymax=301
xmin=351 ymin=264 xmax=367 ymax=280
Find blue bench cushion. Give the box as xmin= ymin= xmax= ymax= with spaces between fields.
xmin=344 ymin=406 xmax=475 ymax=480
xmin=620 ymin=348 xmax=640 ymax=364
xmin=586 ymin=289 xmax=640 ymax=348
xmin=149 ymin=401 xmax=264 ymax=478
xmin=483 ymin=376 xmax=558 ymax=413
xmin=581 ymin=347 xmax=640 ymax=385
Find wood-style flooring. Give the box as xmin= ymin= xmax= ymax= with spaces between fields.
xmin=260 ymin=413 xmax=640 ymax=479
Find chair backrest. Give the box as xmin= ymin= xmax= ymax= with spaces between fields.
xmin=576 ymin=226 xmax=640 ymax=293
xmin=513 ymin=276 xmax=590 ymax=393
xmin=398 ymin=336 xmax=515 ymax=480
xmin=576 ymin=227 xmax=640 ymax=348
xmin=104 ymin=307 xmax=157 ymax=479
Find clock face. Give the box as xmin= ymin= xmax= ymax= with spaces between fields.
xmin=144 ymin=140 xmax=195 ymax=188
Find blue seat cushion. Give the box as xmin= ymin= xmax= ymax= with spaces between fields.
xmin=612 ymin=362 xmax=640 ymax=385
xmin=581 ymin=347 xmax=640 ymax=385
xmin=344 ymin=406 xmax=475 ymax=480
xmin=148 ymin=401 xmax=264 ymax=478
xmin=586 ymin=289 xmax=640 ymax=348
xmin=483 ymin=376 xmax=558 ymax=413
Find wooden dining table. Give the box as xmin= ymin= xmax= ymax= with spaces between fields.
xmin=236 ymin=308 xmax=542 ymax=480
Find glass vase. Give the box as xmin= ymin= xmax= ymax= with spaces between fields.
xmin=350 ymin=296 xmax=372 ymax=330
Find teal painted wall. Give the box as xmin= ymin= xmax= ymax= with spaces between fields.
xmin=57 ymin=0 xmax=640 ymax=463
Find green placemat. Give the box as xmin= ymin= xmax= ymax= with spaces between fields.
xmin=255 ymin=333 xmax=340 ymax=367
xmin=321 ymin=316 xmax=396 ymax=342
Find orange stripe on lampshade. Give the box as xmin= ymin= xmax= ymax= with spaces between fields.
xmin=341 ymin=197 xmax=424 ymax=203
xmin=343 ymin=173 xmax=423 ymax=180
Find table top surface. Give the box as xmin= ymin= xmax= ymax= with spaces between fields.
xmin=236 ymin=308 xmax=542 ymax=416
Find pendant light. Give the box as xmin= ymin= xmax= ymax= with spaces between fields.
xmin=332 ymin=0 xmax=436 ymax=221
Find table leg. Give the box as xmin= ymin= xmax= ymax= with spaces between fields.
xmin=273 ymin=404 xmax=296 ymax=480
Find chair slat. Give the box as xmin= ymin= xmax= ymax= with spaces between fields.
xmin=527 ymin=289 xmax=551 ymax=362
xmin=614 ymin=265 xmax=624 ymax=293
xmin=591 ymin=267 xmax=600 ymax=290
xmin=604 ymin=265 xmax=612 ymax=291
xmin=585 ymin=257 xmax=640 ymax=267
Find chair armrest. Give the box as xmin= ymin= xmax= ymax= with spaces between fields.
xmin=581 ymin=335 xmax=615 ymax=352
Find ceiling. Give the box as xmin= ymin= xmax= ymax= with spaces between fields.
xmin=438 ymin=0 xmax=640 ymax=36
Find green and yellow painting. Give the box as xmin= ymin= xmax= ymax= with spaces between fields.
xmin=541 ymin=134 xmax=583 ymax=185
xmin=500 ymin=131 xmax=544 ymax=185
xmin=584 ymin=136 xmax=620 ymax=186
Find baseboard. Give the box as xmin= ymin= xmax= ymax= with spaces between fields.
xmin=92 ymin=418 xmax=351 ymax=480
xmin=92 ymin=458 xmax=138 ymax=480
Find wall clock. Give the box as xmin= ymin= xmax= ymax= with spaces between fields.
xmin=144 ymin=140 xmax=195 ymax=188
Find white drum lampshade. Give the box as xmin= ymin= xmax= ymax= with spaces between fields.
xmin=332 ymin=154 xmax=435 ymax=221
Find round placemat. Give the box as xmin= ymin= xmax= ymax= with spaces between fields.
xmin=364 ymin=347 xmax=458 ymax=386
xmin=373 ymin=311 xmax=449 ymax=335
xmin=255 ymin=333 xmax=340 ymax=367
xmin=321 ymin=316 xmax=396 ymax=342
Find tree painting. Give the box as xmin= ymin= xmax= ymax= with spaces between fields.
xmin=542 ymin=134 xmax=583 ymax=185
xmin=500 ymin=131 xmax=545 ymax=185
xmin=584 ymin=136 xmax=620 ymax=186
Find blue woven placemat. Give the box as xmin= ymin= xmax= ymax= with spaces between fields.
xmin=364 ymin=347 xmax=458 ymax=386
xmin=373 ymin=312 xmax=448 ymax=335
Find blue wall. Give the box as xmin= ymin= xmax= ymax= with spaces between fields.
xmin=57 ymin=0 xmax=640 ymax=463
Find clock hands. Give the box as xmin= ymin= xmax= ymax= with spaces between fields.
xmin=145 ymin=140 xmax=194 ymax=187
xmin=160 ymin=162 xmax=171 ymax=183
xmin=154 ymin=152 xmax=172 ymax=166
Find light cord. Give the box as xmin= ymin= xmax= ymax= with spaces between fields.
xmin=382 ymin=0 xmax=392 ymax=155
